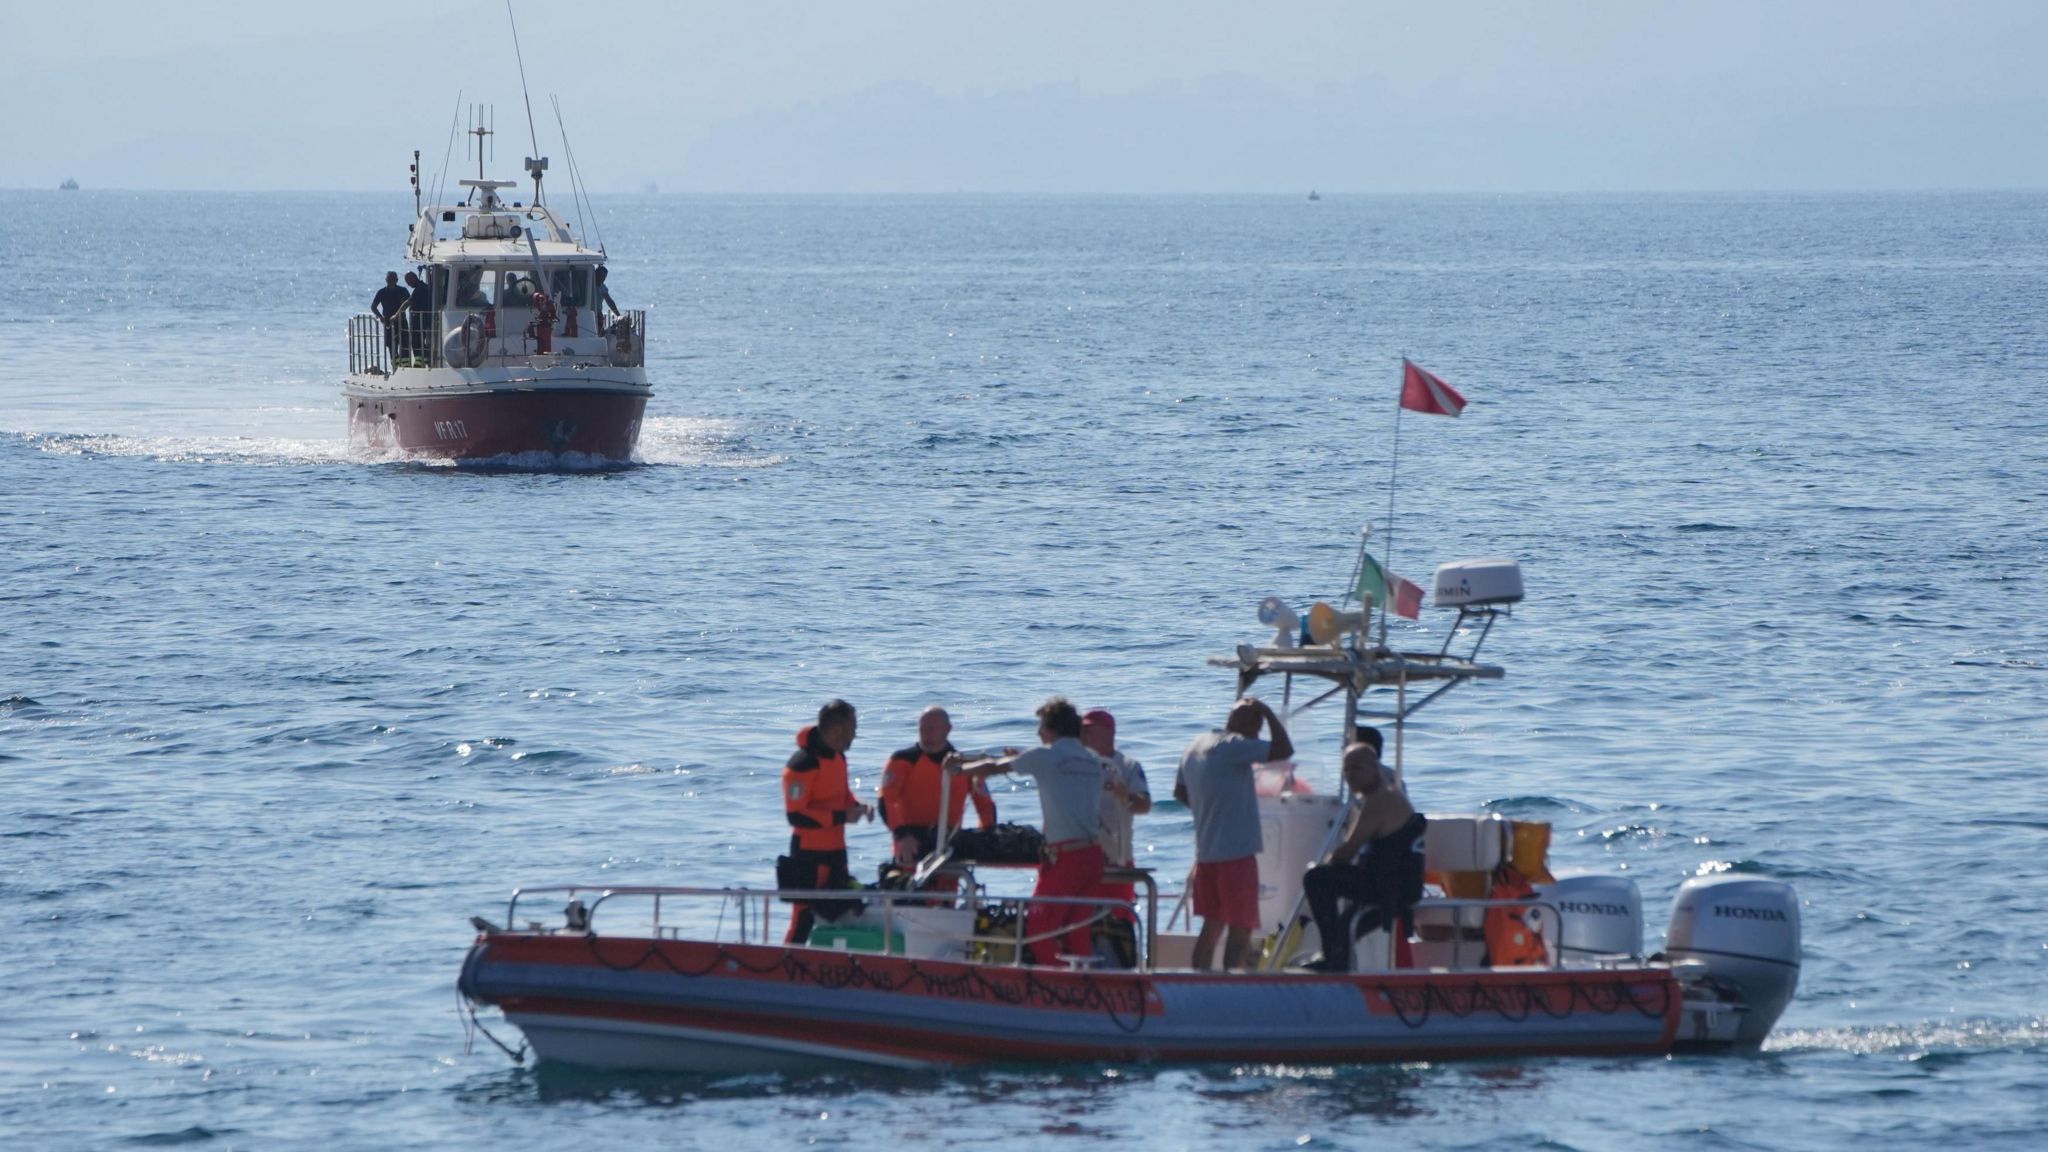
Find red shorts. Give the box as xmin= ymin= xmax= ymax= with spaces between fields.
xmin=1192 ymin=855 xmax=1260 ymax=932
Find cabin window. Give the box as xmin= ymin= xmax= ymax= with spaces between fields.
xmin=451 ymin=267 xmax=496 ymax=310
xmin=499 ymin=272 xmax=540 ymax=310
xmin=547 ymin=267 xmax=591 ymax=309
xmin=445 ymin=267 xmax=552 ymax=310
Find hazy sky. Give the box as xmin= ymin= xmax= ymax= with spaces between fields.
xmin=6 ymin=1 xmax=2045 ymax=192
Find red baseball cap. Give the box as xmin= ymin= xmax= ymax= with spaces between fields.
xmin=1081 ymin=709 xmax=1115 ymax=735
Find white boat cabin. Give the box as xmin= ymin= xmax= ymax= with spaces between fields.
xmin=349 ymin=177 xmax=642 ymax=374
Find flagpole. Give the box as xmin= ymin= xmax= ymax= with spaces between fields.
xmin=1382 ymin=358 xmax=1404 ymax=646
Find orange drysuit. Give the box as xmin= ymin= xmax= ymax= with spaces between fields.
xmin=879 ymin=742 xmax=996 ymax=841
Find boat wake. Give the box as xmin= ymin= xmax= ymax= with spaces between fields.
xmin=15 ymin=430 xmax=352 ymax=466
xmin=632 ymin=416 xmax=785 ymax=470
xmin=9 ymin=416 xmax=782 ymax=473
xmin=1764 ymin=1017 xmax=2048 ymax=1058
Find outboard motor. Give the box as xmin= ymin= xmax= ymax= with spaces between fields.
xmin=1530 ymin=874 xmax=1643 ymax=963
xmin=1664 ymin=875 xmax=1800 ymax=1046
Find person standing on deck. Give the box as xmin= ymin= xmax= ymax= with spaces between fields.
xmin=593 ymin=265 xmax=621 ymax=334
xmin=1081 ymin=709 xmax=1151 ymax=905
xmin=880 ymin=706 xmax=996 ymax=865
xmin=400 ymin=271 xmax=433 ymax=360
xmin=949 ymin=697 xmax=1103 ymax=964
xmin=781 ymin=699 xmax=872 ymax=944
xmin=1174 ymin=697 xmax=1293 ymax=971
xmin=371 ymin=271 xmax=410 ymax=361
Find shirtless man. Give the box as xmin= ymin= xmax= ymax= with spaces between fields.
xmin=1301 ymin=740 xmax=1428 ymax=972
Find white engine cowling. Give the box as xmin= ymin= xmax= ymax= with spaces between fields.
xmin=1530 ymin=874 xmax=1643 ymax=962
xmin=1664 ymin=875 xmax=1800 ymax=1046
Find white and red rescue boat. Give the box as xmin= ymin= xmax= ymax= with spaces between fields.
xmin=344 ymin=118 xmax=650 ymax=464
xmin=458 ymin=559 xmax=1801 ymax=1071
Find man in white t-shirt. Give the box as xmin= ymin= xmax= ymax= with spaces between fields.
xmin=950 ymin=697 xmax=1105 ymax=963
xmin=1082 ymin=708 xmax=1151 ymax=873
xmin=1173 ymin=697 xmax=1293 ymax=971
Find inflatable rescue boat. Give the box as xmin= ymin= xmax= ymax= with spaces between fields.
xmin=459 ymin=557 xmax=1800 ymax=1070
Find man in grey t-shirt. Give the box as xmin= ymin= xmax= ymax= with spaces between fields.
xmin=1173 ymin=697 xmax=1293 ymax=970
xmin=950 ymin=697 xmax=1106 ymax=963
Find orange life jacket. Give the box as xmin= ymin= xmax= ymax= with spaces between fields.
xmin=879 ymin=743 xmax=996 ymax=834
xmin=1484 ymin=864 xmax=1548 ymax=967
xmin=784 ymin=726 xmax=855 ymax=852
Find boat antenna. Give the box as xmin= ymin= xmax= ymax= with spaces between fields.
xmin=430 ymin=90 xmax=463 ymax=214
xmin=506 ymin=0 xmax=546 ymax=206
xmin=466 ymin=104 xmax=497 ymax=189
xmin=1381 ymin=354 xmax=1405 ymax=646
xmin=551 ymin=94 xmax=604 ymax=255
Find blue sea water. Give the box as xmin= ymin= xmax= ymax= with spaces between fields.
xmin=2 ymin=189 xmax=2046 ymax=1150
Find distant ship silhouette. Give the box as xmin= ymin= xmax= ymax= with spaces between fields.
xmin=60 ymin=178 xmax=79 ymax=191
xmin=1307 ymin=189 xmax=1320 ymax=201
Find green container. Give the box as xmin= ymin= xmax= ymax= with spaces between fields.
xmin=808 ymin=920 xmax=903 ymax=954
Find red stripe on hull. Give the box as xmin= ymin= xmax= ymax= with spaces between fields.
xmin=348 ymin=389 xmax=647 ymax=461
xmin=465 ymin=934 xmax=1683 ymax=1067
xmin=501 ymin=993 xmax=1674 ymax=1066
xmin=506 ymin=934 xmax=1158 ymax=1012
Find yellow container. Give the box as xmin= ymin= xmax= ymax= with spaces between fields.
xmin=1509 ymin=821 xmax=1555 ymax=884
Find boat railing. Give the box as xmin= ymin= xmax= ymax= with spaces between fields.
xmin=1390 ymin=896 xmax=1566 ymax=969
xmin=502 ymin=878 xmax=1160 ymax=971
xmin=613 ymin=309 xmax=647 ymax=368
xmin=347 ymin=314 xmax=392 ymax=375
xmin=349 ymin=312 xmax=447 ymax=372
xmin=350 ymin=309 xmax=645 ymax=373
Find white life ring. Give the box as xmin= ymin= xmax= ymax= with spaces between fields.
xmin=461 ymin=314 xmax=489 ymax=366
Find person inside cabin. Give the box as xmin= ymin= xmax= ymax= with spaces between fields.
xmin=880 ymin=705 xmax=996 ymax=865
xmin=780 ymin=699 xmax=873 ymax=944
xmin=400 ymin=271 xmax=433 ymax=360
xmin=549 ymin=268 xmax=584 ymax=338
xmin=1301 ymin=738 xmax=1427 ymax=973
xmin=371 ymin=271 xmax=410 ymax=359
xmin=1173 ymin=696 xmax=1293 ymax=971
xmin=454 ymin=268 xmax=490 ymax=310
xmin=1081 ymin=709 xmax=1151 ymax=899
xmin=594 ymin=265 xmax=621 ymax=334
xmin=948 ymin=697 xmax=1105 ymax=964
xmin=501 ymin=273 xmax=534 ymax=310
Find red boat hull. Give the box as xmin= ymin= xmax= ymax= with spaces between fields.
xmin=348 ymin=387 xmax=647 ymax=463
xmin=460 ymin=933 xmax=1685 ymax=1072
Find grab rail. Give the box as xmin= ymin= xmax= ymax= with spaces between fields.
xmin=348 ymin=314 xmax=391 ymax=375
xmin=350 ymin=312 xmax=444 ymax=371
xmin=1401 ymin=896 xmax=1565 ymax=969
xmin=350 ymin=307 xmax=647 ymax=374
xmin=610 ymin=309 xmax=647 ymax=368
xmin=502 ymin=879 xmax=1159 ymax=970
xmin=493 ymin=884 xmax=1573 ymax=974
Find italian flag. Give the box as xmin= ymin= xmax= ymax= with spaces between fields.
xmin=1355 ymin=552 xmax=1426 ymax=620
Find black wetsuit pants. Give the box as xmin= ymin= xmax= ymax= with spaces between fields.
xmin=1304 ymin=814 xmax=1427 ymax=969
xmin=780 ymin=840 xmax=852 ymax=944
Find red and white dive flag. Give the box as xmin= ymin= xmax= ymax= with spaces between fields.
xmin=1400 ymin=359 xmax=1467 ymax=417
